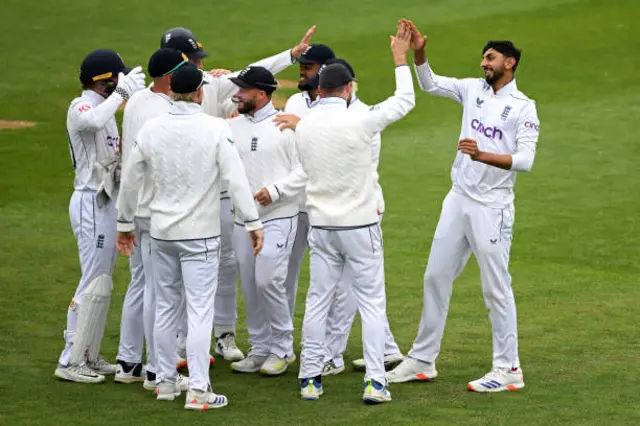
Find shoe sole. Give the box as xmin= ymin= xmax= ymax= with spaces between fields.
xmin=300 ymin=390 xmax=323 ymax=400
xmin=114 ymin=376 xmax=145 ymax=384
xmin=467 ymin=382 xmax=525 ymax=393
xmin=143 ymin=383 xmax=156 ymax=391
xmin=260 ymin=367 xmax=287 ymax=376
xmin=184 ymin=401 xmax=228 ymax=410
xmin=54 ymin=370 xmax=105 ymax=384
xmin=387 ymin=372 xmax=437 ymax=384
xmin=231 ymin=366 xmax=261 ymax=373
xmin=215 ymin=347 xmax=245 ymax=362
xmin=363 ymin=396 xmax=392 ymax=405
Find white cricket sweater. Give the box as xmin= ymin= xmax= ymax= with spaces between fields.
xmin=66 ymin=90 xmax=123 ymax=191
xmin=226 ymin=102 xmax=299 ymax=224
xmin=121 ymin=87 xmax=172 ymax=219
xmin=414 ymin=61 xmax=540 ymax=207
xmin=116 ymin=101 xmax=262 ymax=240
xmin=292 ymin=65 xmax=415 ymax=228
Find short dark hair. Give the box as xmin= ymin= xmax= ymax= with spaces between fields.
xmin=482 ymin=40 xmax=522 ymax=71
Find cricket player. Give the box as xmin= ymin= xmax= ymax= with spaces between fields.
xmin=116 ymin=63 xmax=264 ymax=410
xmin=55 ymin=49 xmax=145 ymax=384
xmin=387 ymin=20 xmax=540 ymax=393
xmin=114 ymin=48 xmax=189 ymax=389
xmin=161 ymin=26 xmax=317 ymax=362
xmin=226 ymin=66 xmax=299 ymax=375
xmin=272 ymin=58 xmax=405 ymax=375
xmin=281 ymin=44 xmax=335 ymax=320
xmin=280 ymin=24 xmax=415 ymax=403
xmin=313 ymin=58 xmax=404 ymax=376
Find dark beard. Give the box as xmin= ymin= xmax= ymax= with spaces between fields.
xmin=298 ymin=82 xmax=314 ymax=91
xmin=484 ymin=68 xmax=504 ymax=84
xmin=238 ymin=99 xmax=257 ymax=114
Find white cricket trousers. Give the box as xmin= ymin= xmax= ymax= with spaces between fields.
xmin=214 ymin=197 xmax=239 ymax=336
xmin=324 ymin=216 xmax=400 ymax=367
xmin=59 ymin=190 xmax=117 ymax=366
xmin=153 ymin=237 xmax=220 ymax=392
xmin=176 ymin=198 xmax=237 ymax=352
xmin=283 ymin=212 xmax=309 ymax=318
xmin=299 ymin=225 xmax=386 ymax=384
xmin=116 ymin=218 xmax=157 ymax=373
xmin=233 ymin=217 xmax=297 ymax=357
xmin=409 ymin=190 xmax=519 ymax=369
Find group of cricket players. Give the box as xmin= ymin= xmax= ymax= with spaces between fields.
xmin=55 ymin=18 xmax=541 ymax=410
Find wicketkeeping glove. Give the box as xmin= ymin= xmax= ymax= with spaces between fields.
xmin=114 ymin=66 xmax=146 ymax=100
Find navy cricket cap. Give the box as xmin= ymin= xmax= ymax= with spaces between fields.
xmin=319 ymin=63 xmax=356 ymax=90
xmin=309 ymin=57 xmax=356 ymax=88
xmin=148 ymin=48 xmax=189 ymax=78
xmin=161 ymin=27 xmax=208 ymax=60
xmin=170 ymin=63 xmax=208 ymax=94
xmin=79 ymin=49 xmax=131 ymax=84
xmin=229 ymin=66 xmax=278 ymax=94
xmin=297 ymin=44 xmax=335 ymax=65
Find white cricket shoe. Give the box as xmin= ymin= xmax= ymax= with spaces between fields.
xmin=467 ymin=368 xmax=525 ymax=393
xmin=156 ymin=374 xmax=189 ymax=400
xmin=386 ymin=357 xmax=438 ymax=384
xmin=321 ymin=359 xmax=345 ymax=376
xmin=114 ymin=361 xmax=145 ymax=384
xmin=215 ymin=332 xmax=245 ymax=361
xmin=184 ymin=389 xmax=228 ymax=411
xmin=87 ymin=356 xmax=117 ymax=375
xmin=231 ymin=353 xmax=269 ymax=373
xmin=54 ymin=363 xmax=105 ymax=384
xmin=300 ymin=377 xmax=323 ymax=400
xmin=352 ymin=352 xmax=404 ymax=371
xmin=143 ymin=371 xmax=157 ymax=390
xmin=362 ymin=379 xmax=392 ymax=404
xmin=260 ymin=353 xmax=296 ymax=376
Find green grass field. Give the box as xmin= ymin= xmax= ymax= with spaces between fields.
xmin=1 ymin=0 xmax=639 ymax=424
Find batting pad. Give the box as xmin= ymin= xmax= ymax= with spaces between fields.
xmin=69 ymin=275 xmax=113 ymax=365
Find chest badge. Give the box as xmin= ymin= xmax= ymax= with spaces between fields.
xmin=251 ymin=137 xmax=258 ymax=151
xmin=476 ymin=97 xmax=484 ymax=108
xmin=500 ymin=106 xmax=512 ymax=121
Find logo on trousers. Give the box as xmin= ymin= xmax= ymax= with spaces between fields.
xmin=96 ymin=234 xmax=105 ymax=249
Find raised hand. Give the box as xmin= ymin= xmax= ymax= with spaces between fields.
xmin=291 ymin=25 xmax=317 ymax=59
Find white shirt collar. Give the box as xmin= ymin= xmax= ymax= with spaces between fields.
xmin=487 ymin=78 xmax=518 ymax=97
xmin=302 ymin=90 xmax=320 ymax=108
xmin=248 ymin=101 xmax=277 ymax=122
xmin=317 ymin=97 xmax=347 ymax=108
xmin=170 ymin=101 xmax=201 ymax=115
xmin=348 ymin=95 xmax=359 ymax=107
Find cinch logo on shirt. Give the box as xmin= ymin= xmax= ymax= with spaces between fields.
xmin=471 ymin=119 xmax=503 ymax=140
xmin=524 ymin=121 xmax=540 ymax=132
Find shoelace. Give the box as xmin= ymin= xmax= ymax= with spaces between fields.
xmin=222 ymin=334 xmax=238 ymax=350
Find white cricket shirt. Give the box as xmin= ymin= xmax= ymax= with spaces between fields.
xmin=67 ymin=90 xmax=124 ymax=191
xmin=227 ymin=102 xmax=299 ymax=224
xmin=116 ymin=101 xmax=262 ymax=240
xmin=121 ymin=87 xmax=172 ymax=219
xmin=415 ymin=62 xmax=541 ymax=207
xmin=293 ymin=65 xmax=415 ymax=228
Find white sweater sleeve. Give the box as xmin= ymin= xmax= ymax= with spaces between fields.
xmin=413 ymin=61 xmax=471 ymax=104
xmin=69 ymin=92 xmax=124 ymax=132
xmin=511 ymin=102 xmax=540 ymax=172
xmin=360 ymin=65 xmax=415 ymax=138
xmin=116 ymin=139 xmax=147 ymax=233
xmin=267 ymin=131 xmax=307 ymax=202
xmin=218 ymin=124 xmax=263 ymax=231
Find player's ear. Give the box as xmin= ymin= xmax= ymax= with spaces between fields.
xmin=505 ymin=56 xmax=516 ymax=71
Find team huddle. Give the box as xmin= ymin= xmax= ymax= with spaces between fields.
xmin=55 ymin=19 xmax=541 ymax=410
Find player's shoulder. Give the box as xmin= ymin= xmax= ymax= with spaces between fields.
xmin=510 ymin=89 xmax=536 ymax=104
xmin=284 ymin=92 xmax=304 ymax=111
